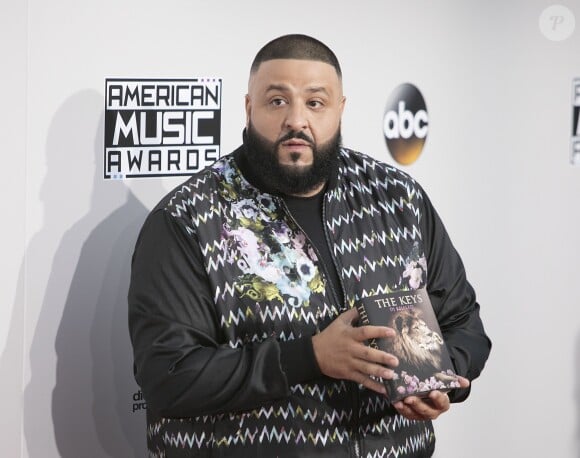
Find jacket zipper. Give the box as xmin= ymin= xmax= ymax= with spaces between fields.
xmin=277 ymin=196 xmax=362 ymax=458
xmin=320 ymin=198 xmax=347 ymax=309
xmin=321 ymin=198 xmax=362 ymax=458
xmin=276 ymin=197 xmax=343 ymax=313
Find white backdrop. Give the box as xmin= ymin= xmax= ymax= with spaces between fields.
xmin=2 ymin=1 xmax=579 ymax=456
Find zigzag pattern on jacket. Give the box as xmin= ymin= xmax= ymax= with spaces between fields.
xmin=149 ymin=424 xmax=434 ymax=457
xmin=149 ymin=147 xmax=435 ymax=456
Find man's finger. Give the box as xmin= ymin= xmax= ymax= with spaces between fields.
xmin=352 ymin=344 xmax=399 ymax=368
xmin=339 ymin=307 xmax=359 ymax=324
xmin=426 ymin=390 xmax=450 ymax=411
xmin=401 ymin=395 xmax=448 ymax=420
xmin=354 ymin=359 xmax=396 ymax=381
xmin=457 ymin=376 xmax=470 ymax=389
xmin=353 ymin=324 xmax=395 ymax=342
xmin=356 ymin=373 xmax=387 ymax=395
xmin=393 ymin=401 xmax=423 ymax=420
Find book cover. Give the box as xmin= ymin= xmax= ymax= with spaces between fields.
xmin=357 ymin=288 xmax=459 ymax=402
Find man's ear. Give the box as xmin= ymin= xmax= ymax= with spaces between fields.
xmin=244 ymin=94 xmax=251 ymax=128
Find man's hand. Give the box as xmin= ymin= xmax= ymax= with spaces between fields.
xmin=393 ymin=376 xmax=470 ymax=420
xmin=311 ymin=307 xmax=399 ymax=395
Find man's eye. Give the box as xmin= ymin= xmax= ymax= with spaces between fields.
xmin=271 ymin=98 xmax=286 ymax=106
xmin=308 ymin=100 xmax=323 ymax=108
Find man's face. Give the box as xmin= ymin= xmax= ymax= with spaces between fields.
xmin=245 ymin=59 xmax=345 ymax=195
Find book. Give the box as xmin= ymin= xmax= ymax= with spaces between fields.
xmin=356 ymin=288 xmax=459 ymax=402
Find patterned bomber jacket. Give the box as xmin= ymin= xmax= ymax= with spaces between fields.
xmin=128 ymin=145 xmax=491 ymax=457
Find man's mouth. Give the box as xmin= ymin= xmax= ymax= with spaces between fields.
xmin=281 ymin=139 xmax=311 ymax=147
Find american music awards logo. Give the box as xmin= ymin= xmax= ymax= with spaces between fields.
xmin=104 ymin=78 xmax=222 ymax=179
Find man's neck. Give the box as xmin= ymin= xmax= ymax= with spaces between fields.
xmin=287 ymin=181 xmax=327 ymax=198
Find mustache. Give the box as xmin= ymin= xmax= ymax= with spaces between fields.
xmin=277 ymin=130 xmax=315 ymax=146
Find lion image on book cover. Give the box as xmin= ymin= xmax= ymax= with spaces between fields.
xmin=386 ymin=310 xmax=456 ymax=383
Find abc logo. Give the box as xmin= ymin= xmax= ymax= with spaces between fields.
xmin=383 ymin=83 xmax=428 ymax=165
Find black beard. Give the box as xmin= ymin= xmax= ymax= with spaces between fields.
xmin=245 ymin=122 xmax=341 ymax=195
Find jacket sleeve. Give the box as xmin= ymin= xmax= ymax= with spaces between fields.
xmin=419 ymin=190 xmax=492 ymax=403
xmin=128 ymin=208 xmax=319 ymax=418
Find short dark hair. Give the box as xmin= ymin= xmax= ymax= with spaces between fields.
xmin=250 ymin=34 xmax=342 ymax=79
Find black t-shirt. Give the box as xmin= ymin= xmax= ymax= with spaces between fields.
xmin=282 ymin=189 xmax=345 ymax=307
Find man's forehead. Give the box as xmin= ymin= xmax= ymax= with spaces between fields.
xmin=248 ymin=58 xmax=342 ymax=92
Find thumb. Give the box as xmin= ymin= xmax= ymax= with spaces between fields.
xmin=457 ymin=376 xmax=471 ymax=389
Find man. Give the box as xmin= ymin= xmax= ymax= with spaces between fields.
xmin=129 ymin=34 xmax=491 ymax=457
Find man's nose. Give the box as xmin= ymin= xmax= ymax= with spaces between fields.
xmin=284 ymin=104 xmax=308 ymax=131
